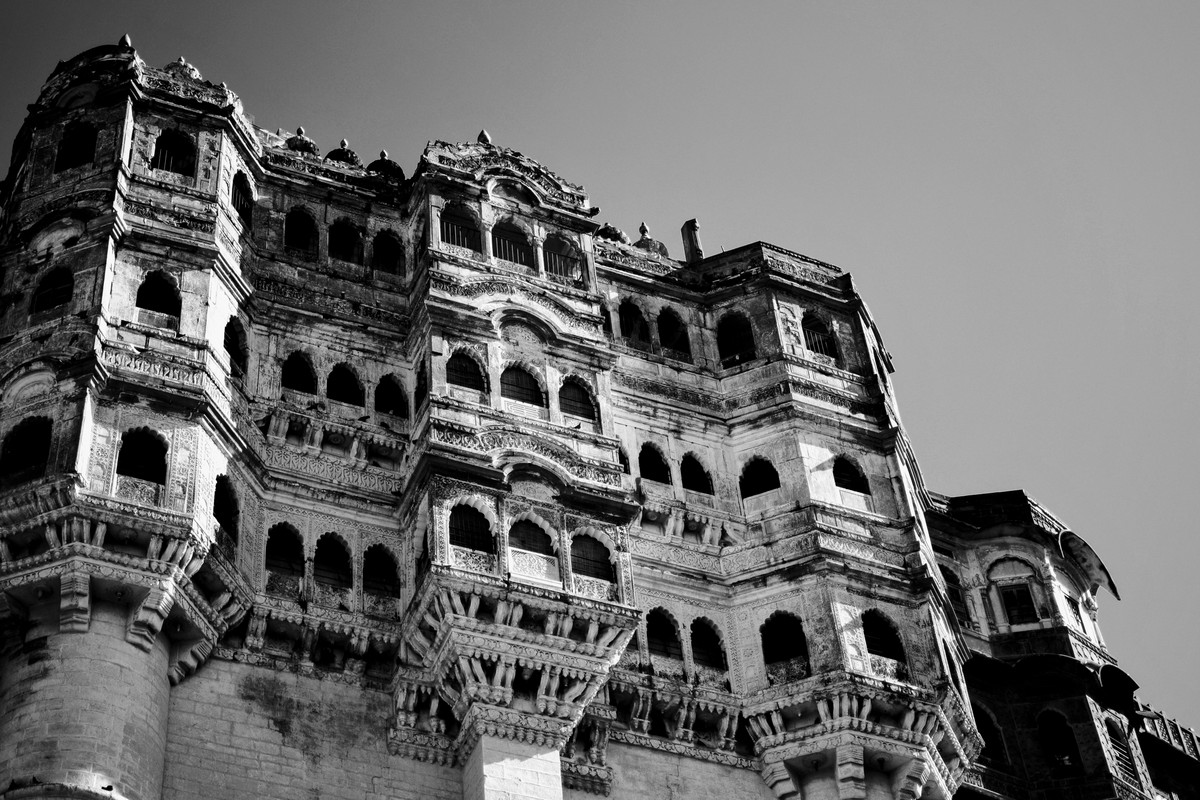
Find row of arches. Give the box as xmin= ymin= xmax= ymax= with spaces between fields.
xmin=265 ymin=524 xmax=401 ymax=598
xmin=283 ymin=208 xmax=403 ymax=273
xmin=280 ymin=351 xmax=409 ymax=417
xmin=439 ymin=204 xmax=585 ymax=287
xmin=447 ymin=505 xmax=616 ymax=583
xmin=446 ymin=352 xmax=598 ymax=422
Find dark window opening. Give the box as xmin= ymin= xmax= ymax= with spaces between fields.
xmin=571 ymin=535 xmax=614 ymax=582
xmin=559 ymin=380 xmax=596 ymax=420
xmin=135 ymin=271 xmax=181 ymax=317
xmin=0 ymin=417 xmax=52 ymax=488
xmin=265 ymin=524 xmax=304 ymax=577
xmin=151 ymin=129 xmax=196 ymax=177
xmin=638 ymin=444 xmax=671 ymax=484
xmin=326 ymin=363 xmax=364 ymax=406
xmin=739 ymin=457 xmax=780 ymax=498
xmin=941 ymin=567 xmax=972 ymax=624
xmin=223 ymin=318 xmax=248 ymax=377
xmin=647 ymin=609 xmax=683 ymax=660
xmin=329 ymin=219 xmax=364 ymax=264
xmin=509 ymin=520 xmax=554 ymax=555
xmin=213 ymin=475 xmax=239 ymax=543
xmin=372 ymin=230 xmax=403 ymax=274
xmin=717 ymin=314 xmax=756 ymax=367
xmin=449 ymin=505 xmax=494 ymax=554
xmin=440 ymin=207 xmax=481 ymax=252
xmin=690 ymin=619 xmax=726 ymax=670
xmin=284 ymin=208 xmax=318 ymax=256
xmin=116 ymin=429 xmax=168 ymax=485
xmin=1038 ymin=711 xmax=1084 ymax=778
xmin=862 ymin=610 xmax=906 ymax=661
xmin=491 ymin=222 xmax=533 ymax=267
xmin=363 ymin=544 xmax=401 ymax=597
xmin=973 ymin=704 xmax=1009 ymax=766
xmin=618 ymin=301 xmax=650 ymax=348
xmin=617 ymin=448 xmax=630 ymax=475
xmin=500 ymin=366 xmax=544 ymax=406
xmin=602 ymin=309 xmax=614 ymax=339
xmin=446 ymin=352 xmax=486 ymax=392
xmin=231 ymin=172 xmax=254 ymax=228
xmin=761 ymin=613 xmax=810 ymax=665
xmin=415 ymin=365 xmax=428 ymax=409
xmin=1000 ymin=584 xmax=1039 ymax=625
xmin=55 ymin=122 xmax=97 ymax=173
xmin=313 ymin=536 xmax=352 ymax=589
xmin=680 ymin=454 xmax=713 ymax=494
xmin=375 ymin=375 xmax=408 ymax=417
xmin=802 ymin=313 xmax=839 ymax=360
xmin=833 ymin=456 xmax=870 ymax=494
xmin=657 ymin=308 xmax=692 ymax=362
xmin=1107 ymin=719 xmax=1141 ymax=786
xmin=281 ymin=352 xmax=317 ymax=394
xmin=544 ymin=236 xmax=583 ymax=285
xmin=31 ymin=268 xmax=74 ymax=314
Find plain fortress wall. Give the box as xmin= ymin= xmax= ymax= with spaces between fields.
xmin=597 ymin=742 xmax=776 ymax=800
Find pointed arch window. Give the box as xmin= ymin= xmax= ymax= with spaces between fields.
xmin=647 ymin=609 xmax=683 ymax=660
xmin=374 ymin=375 xmax=408 ymax=417
xmin=328 ymin=219 xmax=364 ymax=264
xmin=223 ymin=318 xmax=248 ymax=377
xmin=151 ymin=129 xmax=196 ymax=177
xmin=862 ymin=610 xmax=907 ymax=679
xmin=941 ymin=566 xmax=972 ymax=626
xmin=618 ymin=301 xmax=651 ymax=350
xmin=739 ymin=457 xmax=780 ymax=498
xmin=115 ymin=429 xmax=168 ymax=505
xmin=973 ymin=704 xmax=1009 ymax=766
xmin=544 ymin=235 xmax=583 ymax=286
xmin=213 ymin=475 xmax=239 ymax=546
xmin=717 ymin=313 xmax=756 ymax=367
xmin=657 ymin=308 xmax=692 ymax=362
xmin=135 ymin=271 xmax=181 ymax=329
xmin=363 ymin=544 xmax=401 ymax=598
xmin=559 ymin=379 xmax=597 ymax=421
xmin=833 ymin=456 xmax=873 ymax=512
xmin=264 ymin=523 xmax=304 ymax=598
xmin=509 ymin=520 xmax=554 ymax=555
xmin=446 ymin=352 xmax=486 ymax=392
xmin=500 ymin=366 xmax=544 ymax=406
xmin=372 ymin=230 xmax=403 ymax=274
xmin=638 ymin=444 xmax=671 ymax=484
xmin=440 ymin=206 xmax=481 ymax=252
xmin=680 ymin=454 xmax=713 ymax=495
xmin=326 ymin=363 xmax=364 ymax=406
xmin=231 ymin=172 xmax=254 ymax=228
xmin=801 ymin=313 xmax=839 ymax=361
xmin=313 ymin=535 xmax=352 ymax=590
xmin=1038 ymin=711 xmax=1084 ymax=777
xmin=281 ymin=351 xmax=317 ymax=394
xmin=284 ymin=208 xmax=318 ymax=257
xmin=449 ymin=505 xmax=494 ymax=554
xmin=570 ymin=535 xmax=614 ymax=582
xmin=690 ymin=619 xmax=727 ymax=671
xmin=760 ymin=613 xmax=810 ymax=685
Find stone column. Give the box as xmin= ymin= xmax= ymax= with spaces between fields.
xmin=462 ymin=733 xmax=563 ymax=800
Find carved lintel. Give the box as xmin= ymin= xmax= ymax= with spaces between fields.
xmin=761 ymin=761 xmax=799 ymax=800
xmin=127 ymin=584 xmax=175 ymax=651
xmin=59 ymin=571 xmax=90 ymax=633
xmin=836 ymin=742 xmax=866 ymax=800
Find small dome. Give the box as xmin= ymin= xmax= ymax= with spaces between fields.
xmin=596 ymin=223 xmax=630 ymax=244
xmin=164 ymin=56 xmax=202 ymax=81
xmin=285 ymin=127 xmax=319 ymax=157
xmin=325 ymin=138 xmax=362 ymax=167
xmin=366 ymin=150 xmax=406 ymax=182
xmin=632 ymin=221 xmax=669 ymax=257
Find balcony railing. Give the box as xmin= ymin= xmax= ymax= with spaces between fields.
xmin=573 ymin=574 xmax=617 ymax=601
xmin=869 ymin=654 xmax=907 ymax=681
xmin=364 ymin=593 xmax=399 ymax=619
xmin=502 ymin=398 xmax=548 ymax=421
xmin=619 ymin=335 xmax=654 ymax=353
xmin=693 ymin=664 xmax=729 ymax=690
xmin=452 ymin=545 xmax=498 ymax=575
xmin=509 ymin=548 xmax=560 ymax=584
xmin=765 ymin=656 xmax=810 ymax=686
xmin=115 ymin=475 xmax=163 ymax=506
xmin=492 ymin=234 xmax=534 ymax=267
xmin=803 ymin=328 xmax=838 ymax=359
xmin=441 ymin=219 xmax=481 ymax=252
xmin=544 ymin=250 xmax=582 ymax=282
xmin=313 ymin=582 xmax=352 ymax=610
xmin=265 ymin=571 xmax=302 ymax=599
xmin=137 ymin=308 xmax=179 ymax=332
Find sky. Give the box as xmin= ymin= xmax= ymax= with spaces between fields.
xmin=2 ymin=2 xmax=1197 ymax=727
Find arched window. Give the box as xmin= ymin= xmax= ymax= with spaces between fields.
xmin=833 ymin=456 xmax=870 ymax=494
xmin=1038 ymin=711 xmax=1083 ymax=777
xmin=717 ymin=313 xmax=756 ymax=367
xmin=30 ymin=268 xmax=73 ymax=314
xmin=213 ymin=475 xmax=239 ymax=544
xmin=760 ymin=613 xmax=810 ymax=684
xmin=680 ymin=454 xmax=713 ymax=494
xmin=0 ymin=417 xmax=52 ymax=488
xmin=647 ymin=609 xmax=683 ymax=660
xmin=374 ymin=374 xmax=408 ymax=417
xmin=739 ymin=457 xmax=780 ymax=498
xmin=618 ymin=301 xmax=650 ymax=349
xmin=941 ymin=567 xmax=972 ymax=626
xmin=973 ymin=704 xmax=1008 ymax=766
xmin=500 ymin=366 xmax=544 ymax=406
xmin=326 ymin=363 xmax=364 ymax=406
xmin=440 ymin=205 xmax=481 ymax=252
xmin=571 ymin=535 xmax=614 ymax=582
xmin=223 ymin=317 xmax=248 ymax=377
xmin=657 ymin=308 xmax=692 ymax=362
xmin=446 ymin=352 xmax=486 ymax=392
xmin=281 ymin=351 xmax=317 ymax=394
xmin=414 ymin=364 xmax=428 ymax=409
xmin=617 ymin=448 xmax=630 ymax=475
xmin=265 ymin=523 xmax=304 ymax=577
xmin=638 ymin=444 xmax=671 ymax=484
xmin=690 ymin=619 xmax=726 ymax=670
xmin=231 ymin=172 xmax=254 ymax=228
xmin=862 ymin=610 xmax=906 ymax=666
xmin=559 ymin=379 xmax=597 ymax=421
xmin=509 ymin=520 xmax=554 ymax=555
xmin=801 ymin=313 xmax=839 ymax=361
xmin=1106 ymin=718 xmax=1141 ymax=786
xmin=372 ymin=230 xmax=403 ymax=274
xmin=284 ymin=208 xmax=318 ymax=256
xmin=449 ymin=505 xmax=494 ymax=554
xmin=363 ymin=544 xmax=401 ymax=597
xmin=328 ymin=218 xmax=364 ymax=264
xmin=313 ymin=535 xmax=352 ymax=589
xmin=544 ymin=236 xmax=583 ymax=286
xmin=151 ymin=129 xmax=196 ymax=177
xmin=116 ymin=429 xmax=168 ymax=485
xmin=55 ymin=122 xmax=97 ymax=173
xmin=135 ymin=271 xmax=181 ymax=326
xmin=491 ymin=221 xmax=533 ymax=268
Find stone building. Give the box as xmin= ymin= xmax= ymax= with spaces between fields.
xmin=0 ymin=37 xmax=1194 ymax=800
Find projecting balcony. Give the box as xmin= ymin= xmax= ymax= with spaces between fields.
xmin=765 ymin=656 xmax=810 ymax=687
xmin=440 ymin=219 xmax=481 ymax=253
xmin=451 ymin=545 xmax=498 ymax=575
xmin=869 ymin=654 xmax=908 ymax=681
xmin=115 ymin=475 xmax=163 ymax=506
xmin=572 ymin=574 xmax=617 ymax=601
xmin=508 ymin=547 xmax=561 ymax=586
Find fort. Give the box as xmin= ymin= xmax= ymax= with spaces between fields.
xmin=0 ymin=37 xmax=1195 ymax=800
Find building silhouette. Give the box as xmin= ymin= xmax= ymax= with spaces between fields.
xmin=0 ymin=37 xmax=1195 ymax=800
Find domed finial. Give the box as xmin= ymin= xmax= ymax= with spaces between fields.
xmin=118 ymin=34 xmax=132 ymax=48
xmin=477 ymin=129 xmax=492 ymax=144
xmin=296 ymin=127 xmax=305 ymax=136
xmin=639 ymin=221 xmax=649 ymax=237
xmin=340 ymin=139 xmax=349 ymax=148
xmin=177 ymin=56 xmax=186 ymax=64
xmin=379 ymin=150 xmax=388 ymax=159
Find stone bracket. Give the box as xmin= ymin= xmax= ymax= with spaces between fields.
xmin=59 ymin=570 xmax=91 ymax=633
xmin=126 ymin=583 xmax=175 ymax=651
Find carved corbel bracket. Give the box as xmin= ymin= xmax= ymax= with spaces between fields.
xmin=59 ymin=570 xmax=91 ymax=633
xmin=126 ymin=583 xmax=176 ymax=651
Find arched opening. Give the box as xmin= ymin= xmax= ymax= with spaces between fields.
xmin=0 ymin=417 xmax=52 ymax=488
xmin=717 ymin=313 xmax=756 ymax=367
xmin=363 ymin=544 xmax=401 ymax=598
xmin=646 ymin=609 xmax=683 ymax=660
xmin=617 ymin=448 xmax=630 ymax=475
xmin=264 ymin=524 xmax=305 ymax=595
xmin=313 ymin=535 xmax=352 ymax=589
xmin=223 ymin=317 xmax=248 ymax=377
xmin=690 ymin=619 xmax=727 ymax=671
xmin=281 ymin=351 xmax=317 ymax=394
xmin=326 ymin=363 xmax=364 ymax=406
xmin=544 ymin=236 xmax=583 ymax=285
xmin=570 ymin=535 xmax=614 ymax=582
xmin=973 ymin=703 xmax=1009 ymax=766
xmin=1038 ymin=711 xmax=1084 ymax=777
xmin=638 ymin=444 xmax=671 ymax=484
xmin=231 ymin=172 xmax=254 ymax=228
xmin=116 ymin=429 xmax=168 ymax=485
xmin=941 ymin=566 xmax=972 ymax=626
xmin=151 ymin=129 xmax=196 ymax=177
xmin=328 ymin=218 xmax=364 ymax=264
xmin=801 ymin=313 xmax=839 ymax=361
xmin=500 ymin=366 xmax=544 ymax=406
xmin=1106 ymin=718 xmax=1141 ymax=786
xmin=559 ymin=379 xmax=597 ymax=421
xmin=618 ymin=301 xmax=650 ymax=349
xmin=680 ymin=454 xmax=713 ymax=494
xmin=372 ymin=230 xmax=403 ymax=274
xmin=414 ymin=364 xmax=428 ymax=409
xmin=374 ymin=374 xmax=408 ymax=417
xmin=739 ymin=457 xmax=780 ymax=498
xmin=449 ymin=505 xmax=494 ymax=554
xmin=446 ymin=352 xmax=487 ymax=392
xmin=833 ymin=456 xmax=870 ymax=494
xmin=440 ymin=205 xmax=481 ymax=252
xmin=135 ymin=271 xmax=181 ymax=327
xmin=284 ymin=208 xmax=318 ymax=256
xmin=55 ymin=122 xmax=97 ymax=173
xmin=760 ymin=612 xmax=810 ymax=684
xmin=657 ymin=308 xmax=691 ymax=362
xmin=509 ymin=520 xmax=554 ymax=555
xmin=862 ymin=610 xmax=907 ymax=677
xmin=213 ymin=475 xmax=239 ymax=545
xmin=491 ymin=221 xmax=533 ymax=268
xmin=30 ymin=268 xmax=74 ymax=314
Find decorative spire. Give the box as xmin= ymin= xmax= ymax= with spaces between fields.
xmin=478 ymin=129 xmax=492 ymax=145
xmin=118 ymin=34 xmax=132 ymax=48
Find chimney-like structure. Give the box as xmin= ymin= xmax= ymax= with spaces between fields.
xmin=681 ymin=218 xmax=703 ymax=263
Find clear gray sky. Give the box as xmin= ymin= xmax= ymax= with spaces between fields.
xmin=4 ymin=2 xmax=1197 ymax=726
